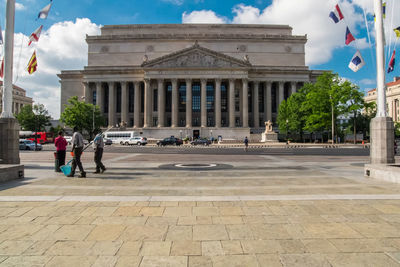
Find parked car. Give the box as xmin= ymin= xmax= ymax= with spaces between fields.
xmin=19 ymin=139 xmax=42 ymax=151
xmin=190 ymin=139 xmax=211 ymax=146
xmin=103 ymin=138 xmax=113 ymax=145
xmin=157 ymin=137 xmax=183 ymax=146
xmin=125 ymin=136 xmax=148 ymax=146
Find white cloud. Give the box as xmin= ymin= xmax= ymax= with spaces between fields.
xmin=12 ymin=18 xmax=101 ymax=119
xmin=161 ymin=0 xmax=184 ymax=6
xmin=360 ymin=78 xmax=376 ymax=85
xmin=182 ymin=10 xmax=227 ymax=24
xmin=15 ymin=3 xmax=25 ymax=11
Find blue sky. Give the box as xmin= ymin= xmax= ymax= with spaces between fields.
xmin=1 ymin=0 xmax=399 ymax=118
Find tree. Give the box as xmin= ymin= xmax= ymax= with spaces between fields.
xmin=60 ymin=96 xmax=106 ymax=140
xmin=277 ymin=99 xmax=290 ymax=140
xmin=287 ymin=89 xmax=308 ymax=142
xmin=341 ymin=83 xmax=365 ymax=144
xmin=16 ymin=104 xmax=51 ymax=148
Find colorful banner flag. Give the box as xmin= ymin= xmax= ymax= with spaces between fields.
xmin=27 ymin=51 xmax=38 ymax=74
xmin=388 ymin=50 xmax=395 ymax=73
xmin=28 ymin=25 xmax=43 ymax=46
xmin=37 ymin=2 xmax=52 ymax=19
xmin=329 ymin=4 xmax=344 ymax=24
xmin=345 ymin=27 xmax=355 ymax=45
xmin=0 ymin=58 xmax=3 ymax=78
xmin=348 ymin=50 xmax=365 ymax=72
xmin=394 ymin=27 xmax=400 ymax=38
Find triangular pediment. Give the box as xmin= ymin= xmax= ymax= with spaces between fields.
xmin=142 ymin=43 xmax=251 ymax=69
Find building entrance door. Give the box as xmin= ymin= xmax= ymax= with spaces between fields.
xmin=193 ymin=130 xmax=200 ymax=139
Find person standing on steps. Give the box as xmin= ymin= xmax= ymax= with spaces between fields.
xmin=93 ymin=131 xmax=106 ymax=174
xmin=68 ymin=127 xmax=86 ymax=178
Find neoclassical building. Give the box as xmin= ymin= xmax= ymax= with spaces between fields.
xmin=58 ymin=24 xmax=323 ymax=139
xmin=365 ymin=77 xmax=400 ymax=122
xmin=0 ymin=82 xmax=33 ymax=115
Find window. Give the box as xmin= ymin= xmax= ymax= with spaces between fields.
xmin=192 ymin=83 xmax=201 ymax=111
xmin=179 ymin=83 xmax=186 ymax=112
xmin=221 ymin=83 xmax=227 ymax=112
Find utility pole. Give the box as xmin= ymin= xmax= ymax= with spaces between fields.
xmin=370 ymin=0 xmax=394 ymax=164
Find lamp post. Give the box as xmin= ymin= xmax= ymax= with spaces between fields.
xmin=285 ymin=119 xmax=289 ymax=143
xmin=179 ymin=130 xmax=182 ymax=140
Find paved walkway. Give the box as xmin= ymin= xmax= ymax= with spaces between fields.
xmin=0 ymin=151 xmax=400 ymax=266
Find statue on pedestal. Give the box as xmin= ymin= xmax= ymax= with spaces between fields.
xmin=264 ymin=120 xmax=273 ymax=133
xmin=261 ymin=120 xmax=278 ymax=143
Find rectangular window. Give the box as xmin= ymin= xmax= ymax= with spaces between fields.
xmin=153 ymin=89 xmax=158 ymax=112
xmin=179 ymin=83 xmax=186 ymax=112
xmin=116 ymin=84 xmax=121 ymax=113
xmin=93 ymin=90 xmax=96 ymax=105
xmin=129 ymin=83 xmax=134 ymax=113
xmin=192 ymin=83 xmax=201 ymax=111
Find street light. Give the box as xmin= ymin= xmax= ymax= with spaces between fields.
xmin=285 ymin=119 xmax=289 ymax=144
xmin=179 ymin=130 xmax=182 ymax=139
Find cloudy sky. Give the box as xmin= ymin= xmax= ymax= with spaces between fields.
xmin=2 ymin=0 xmax=400 ymax=118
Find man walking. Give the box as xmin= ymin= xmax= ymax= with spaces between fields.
xmin=54 ymin=131 xmax=67 ymax=172
xmin=68 ymin=127 xmax=86 ymax=178
xmin=244 ymin=136 xmax=249 ymax=152
xmin=93 ymin=131 xmax=106 ymax=174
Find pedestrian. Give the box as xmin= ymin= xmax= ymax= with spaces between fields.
xmin=93 ymin=131 xmax=106 ymax=174
xmin=244 ymin=136 xmax=249 ymax=152
xmin=68 ymin=126 xmax=86 ymax=178
xmin=54 ymin=131 xmax=67 ymax=172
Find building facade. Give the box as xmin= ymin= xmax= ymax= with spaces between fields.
xmin=58 ymin=24 xmax=323 ymax=139
xmin=0 ymin=82 xmax=33 ymax=115
xmin=365 ymin=77 xmax=400 ymax=122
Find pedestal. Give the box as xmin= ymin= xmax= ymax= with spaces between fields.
xmin=0 ymin=118 xmax=20 ymax=164
xmin=370 ymin=117 xmax=395 ymax=164
xmin=261 ymin=132 xmax=278 ymax=142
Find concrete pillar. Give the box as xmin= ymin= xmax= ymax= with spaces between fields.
xmin=171 ymin=79 xmax=178 ymax=128
xmin=242 ymin=79 xmax=248 ymax=128
xmin=0 ymin=118 xmax=20 ymax=164
xmin=201 ymin=79 xmax=207 ymax=127
xmin=229 ymin=79 xmax=235 ymax=127
xmin=278 ymin=81 xmax=284 ymax=105
xmin=133 ymin=81 xmax=140 ymax=128
xmin=144 ymin=79 xmax=151 ymax=128
xmin=108 ymin=82 xmax=116 ymax=127
xmin=265 ymin=81 xmax=272 ymax=122
xmin=185 ymin=79 xmax=192 ymax=128
xmin=96 ymin=82 xmax=103 ymax=114
xmin=253 ymin=81 xmax=259 ymax=128
xmin=83 ymin=82 xmax=90 ymax=104
xmin=215 ymin=79 xmax=221 ymax=128
xmin=291 ymin=82 xmax=297 ymax=95
xmin=157 ymin=79 xmax=165 ymax=127
xmin=121 ymin=81 xmax=128 ymax=125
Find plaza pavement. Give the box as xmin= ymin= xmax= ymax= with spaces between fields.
xmin=0 ymin=148 xmax=400 ymax=266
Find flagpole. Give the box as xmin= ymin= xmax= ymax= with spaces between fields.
xmin=374 ymin=0 xmax=386 ymax=117
xmin=0 ymin=0 xmax=15 ymax=118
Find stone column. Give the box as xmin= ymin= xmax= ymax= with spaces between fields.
xmin=242 ymin=79 xmax=248 ymax=128
xmin=265 ymin=81 xmax=272 ymax=122
xmin=143 ymin=79 xmax=151 ymax=128
xmin=108 ymin=82 xmax=116 ymax=127
xmin=96 ymin=82 xmax=103 ymax=114
xmin=171 ymin=79 xmax=178 ymax=128
xmin=157 ymin=79 xmax=165 ymax=127
xmin=278 ymin=81 xmax=284 ymax=105
xmin=229 ymin=79 xmax=235 ymax=127
xmin=215 ymin=79 xmax=221 ymax=128
xmin=121 ymin=82 xmax=128 ymax=125
xmin=185 ymin=79 xmax=192 ymax=128
xmin=201 ymin=79 xmax=207 ymax=127
xmin=291 ymin=82 xmax=297 ymax=95
xmin=133 ymin=81 xmax=140 ymax=128
xmin=83 ymin=82 xmax=90 ymax=103
xmin=253 ymin=81 xmax=259 ymax=128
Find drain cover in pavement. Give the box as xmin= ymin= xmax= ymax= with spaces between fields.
xmin=159 ymin=163 xmax=233 ymax=171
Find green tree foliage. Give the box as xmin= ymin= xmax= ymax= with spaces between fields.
xmin=60 ymin=96 xmax=106 ymax=140
xmin=16 ymin=104 xmax=51 ymax=132
xmin=342 ymin=83 xmax=366 ymax=143
xmin=277 ymin=99 xmax=289 ymax=135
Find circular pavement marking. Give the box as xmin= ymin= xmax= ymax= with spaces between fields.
xmin=159 ymin=163 xmax=233 ymax=171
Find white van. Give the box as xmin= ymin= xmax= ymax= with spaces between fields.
xmin=104 ymin=131 xmax=139 ymax=144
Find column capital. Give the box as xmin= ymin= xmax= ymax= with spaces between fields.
xmin=120 ymin=81 xmax=127 ymax=86
xmin=134 ymin=81 xmax=141 ymax=86
xmin=215 ymin=78 xmax=222 ymax=84
xmin=242 ymin=78 xmax=248 ymax=83
xmin=185 ymin=78 xmax=192 ymax=84
xmin=253 ymin=81 xmax=260 ymax=87
xmin=200 ymin=78 xmax=207 ymax=84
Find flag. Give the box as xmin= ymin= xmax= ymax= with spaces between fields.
xmin=28 ymin=25 xmax=43 ymax=46
xmin=329 ymin=4 xmax=344 ymax=23
xmin=394 ymin=27 xmax=400 ymax=38
xmin=37 ymin=2 xmax=52 ymax=19
xmin=345 ymin=27 xmax=355 ymax=45
xmin=0 ymin=58 xmax=3 ymax=78
xmin=27 ymin=51 xmax=38 ymax=74
xmin=348 ymin=50 xmax=365 ymax=72
xmin=0 ymin=26 xmax=3 ymax=45
xmin=388 ymin=50 xmax=395 ymax=73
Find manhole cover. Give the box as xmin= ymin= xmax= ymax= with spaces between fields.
xmin=159 ymin=163 xmax=233 ymax=171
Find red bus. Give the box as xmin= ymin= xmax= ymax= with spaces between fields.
xmin=19 ymin=131 xmax=54 ymax=144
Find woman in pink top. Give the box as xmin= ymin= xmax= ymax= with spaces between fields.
xmin=54 ymin=131 xmax=68 ymax=172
